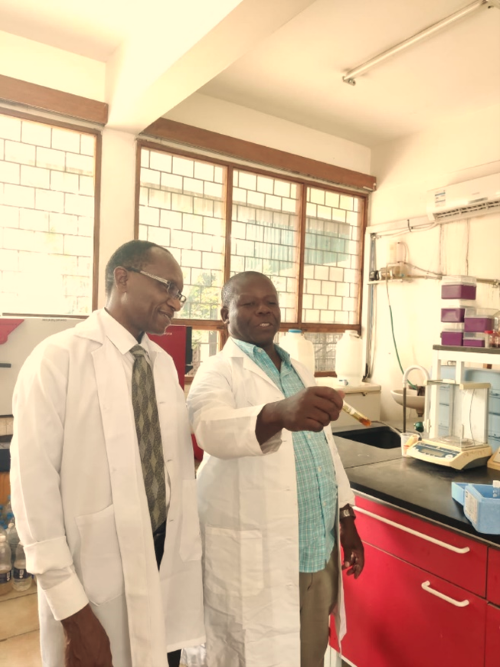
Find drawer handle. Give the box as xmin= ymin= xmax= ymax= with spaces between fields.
xmin=354 ymin=506 xmax=470 ymax=554
xmin=421 ymin=581 xmax=470 ymax=607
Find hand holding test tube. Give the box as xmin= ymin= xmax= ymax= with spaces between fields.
xmin=342 ymin=401 xmax=371 ymax=427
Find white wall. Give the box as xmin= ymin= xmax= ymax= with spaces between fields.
xmin=368 ymin=103 xmax=500 ymax=421
xmin=0 ymin=31 xmax=106 ymax=102
xmin=0 ymin=318 xmax=82 ymax=414
xmin=165 ymin=93 xmax=371 ymax=174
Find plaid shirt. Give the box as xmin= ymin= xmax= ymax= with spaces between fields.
xmin=233 ymin=338 xmax=338 ymax=573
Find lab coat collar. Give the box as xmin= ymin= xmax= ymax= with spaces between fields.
xmin=222 ymin=337 xmax=284 ymax=394
xmin=74 ymin=309 xmax=158 ymax=365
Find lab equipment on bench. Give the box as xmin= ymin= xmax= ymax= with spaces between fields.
xmin=407 ymin=347 xmax=498 ymax=470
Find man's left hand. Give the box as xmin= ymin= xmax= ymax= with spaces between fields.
xmin=340 ymin=518 xmax=364 ymax=579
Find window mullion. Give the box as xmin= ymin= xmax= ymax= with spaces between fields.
xmin=223 ymin=166 xmax=233 ymax=286
xmin=296 ymin=183 xmax=307 ymax=327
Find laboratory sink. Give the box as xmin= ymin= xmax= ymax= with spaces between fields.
xmin=333 ymin=425 xmax=401 ymax=449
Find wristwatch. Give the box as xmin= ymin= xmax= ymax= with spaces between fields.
xmin=339 ymin=505 xmax=356 ymax=521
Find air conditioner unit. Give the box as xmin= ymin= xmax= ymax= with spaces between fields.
xmin=426 ymin=173 xmax=500 ymax=222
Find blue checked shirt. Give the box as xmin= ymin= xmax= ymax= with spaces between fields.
xmin=233 ymin=338 xmax=338 ymax=573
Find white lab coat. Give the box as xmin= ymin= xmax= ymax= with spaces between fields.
xmin=10 ymin=310 xmax=205 ymax=667
xmin=187 ymin=338 xmax=355 ymax=667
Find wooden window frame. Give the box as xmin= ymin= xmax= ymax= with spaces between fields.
xmin=0 ymin=107 xmax=102 ymax=317
xmin=136 ymin=139 xmax=369 ymax=374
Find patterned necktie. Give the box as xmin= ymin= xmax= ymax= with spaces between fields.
xmin=130 ymin=345 xmax=167 ymax=533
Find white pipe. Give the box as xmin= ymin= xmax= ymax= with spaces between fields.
xmin=343 ymin=0 xmax=488 ymax=84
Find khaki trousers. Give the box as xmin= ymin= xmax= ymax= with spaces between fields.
xmin=299 ymin=547 xmax=339 ymax=667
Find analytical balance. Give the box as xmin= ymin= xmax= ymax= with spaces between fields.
xmin=407 ymin=347 xmax=498 ymax=470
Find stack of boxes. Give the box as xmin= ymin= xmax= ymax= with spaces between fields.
xmin=440 ymin=276 xmax=499 ymax=347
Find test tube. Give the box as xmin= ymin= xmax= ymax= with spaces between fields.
xmin=342 ymin=401 xmax=371 ymax=427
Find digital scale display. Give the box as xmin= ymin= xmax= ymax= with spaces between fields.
xmin=416 ymin=446 xmax=453 ymax=458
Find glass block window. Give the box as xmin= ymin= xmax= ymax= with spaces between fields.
xmin=231 ymin=170 xmax=300 ymax=322
xmin=303 ymin=188 xmax=362 ymax=325
xmin=187 ymin=328 xmax=219 ymax=377
xmin=0 ymin=114 xmax=96 ymax=316
xmin=275 ymin=331 xmax=341 ymax=372
xmin=303 ymin=332 xmax=342 ymax=372
xmin=139 ymin=149 xmax=226 ymax=320
xmin=137 ymin=145 xmax=367 ymax=374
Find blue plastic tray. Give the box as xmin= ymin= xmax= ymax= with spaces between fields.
xmin=452 ymin=482 xmax=500 ymax=534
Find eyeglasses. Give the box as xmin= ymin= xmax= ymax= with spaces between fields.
xmin=124 ymin=267 xmax=187 ymax=304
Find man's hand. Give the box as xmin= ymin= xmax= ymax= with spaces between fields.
xmin=256 ymin=386 xmax=345 ymax=444
xmin=61 ymin=604 xmax=113 ymax=667
xmin=340 ymin=517 xmax=364 ymax=579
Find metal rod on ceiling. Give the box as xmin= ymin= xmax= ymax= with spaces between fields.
xmin=343 ymin=0 xmax=490 ymax=85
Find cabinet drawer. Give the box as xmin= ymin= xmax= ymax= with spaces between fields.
xmin=337 ymin=542 xmax=486 ymax=667
xmin=486 ymin=604 xmax=500 ymax=667
xmin=354 ymin=495 xmax=487 ymax=597
xmin=488 ymin=547 xmax=500 ymax=606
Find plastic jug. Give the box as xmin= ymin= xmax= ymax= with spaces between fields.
xmin=335 ymin=330 xmax=363 ymax=386
xmin=279 ymin=329 xmax=315 ymax=375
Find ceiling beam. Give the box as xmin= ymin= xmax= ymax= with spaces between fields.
xmin=105 ymin=0 xmax=316 ymax=135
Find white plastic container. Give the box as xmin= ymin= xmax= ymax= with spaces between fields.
xmin=279 ymin=329 xmax=315 ymax=375
xmin=335 ymin=330 xmax=363 ymax=386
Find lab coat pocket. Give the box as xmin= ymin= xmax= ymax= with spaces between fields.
xmin=180 ymin=480 xmax=202 ymax=562
xmin=204 ymin=527 xmax=264 ymax=598
xmin=76 ymin=504 xmax=124 ymax=606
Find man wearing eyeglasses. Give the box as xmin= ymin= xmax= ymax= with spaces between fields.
xmin=10 ymin=240 xmax=204 ymax=667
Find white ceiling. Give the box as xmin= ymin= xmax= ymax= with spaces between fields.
xmin=0 ymin=0 xmax=499 ymax=146
xmin=0 ymin=0 xmax=145 ymax=60
xmin=200 ymin=0 xmax=500 ymax=146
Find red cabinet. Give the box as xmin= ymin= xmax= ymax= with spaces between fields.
xmin=354 ymin=495 xmax=487 ymax=596
xmin=331 ymin=494 xmax=494 ymax=667
xmin=338 ymin=542 xmax=486 ymax=667
xmin=488 ymin=548 xmax=500 ymax=607
xmin=486 ymin=604 xmax=500 ymax=667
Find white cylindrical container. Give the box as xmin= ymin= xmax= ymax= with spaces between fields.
xmin=279 ymin=329 xmax=315 ymax=375
xmin=335 ymin=330 xmax=363 ymax=386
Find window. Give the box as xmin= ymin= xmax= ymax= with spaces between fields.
xmin=0 ymin=112 xmax=98 ymax=317
xmin=138 ymin=144 xmax=366 ymax=374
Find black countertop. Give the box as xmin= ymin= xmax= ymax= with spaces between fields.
xmin=332 ymin=425 xmax=500 ymax=548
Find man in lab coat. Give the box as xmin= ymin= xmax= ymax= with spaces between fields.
xmin=188 ymin=271 xmax=364 ymax=667
xmin=10 ymin=240 xmax=204 ymax=667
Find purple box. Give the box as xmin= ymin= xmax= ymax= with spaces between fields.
xmin=464 ymin=333 xmax=487 ymax=347
xmin=441 ymin=331 xmax=464 ymax=346
xmin=441 ymin=276 xmax=477 ymax=300
xmin=464 ymin=317 xmax=493 ymax=332
xmin=464 ymin=338 xmax=485 ymax=347
xmin=441 ymin=307 xmax=466 ymax=323
xmin=441 ymin=284 xmax=477 ymax=300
